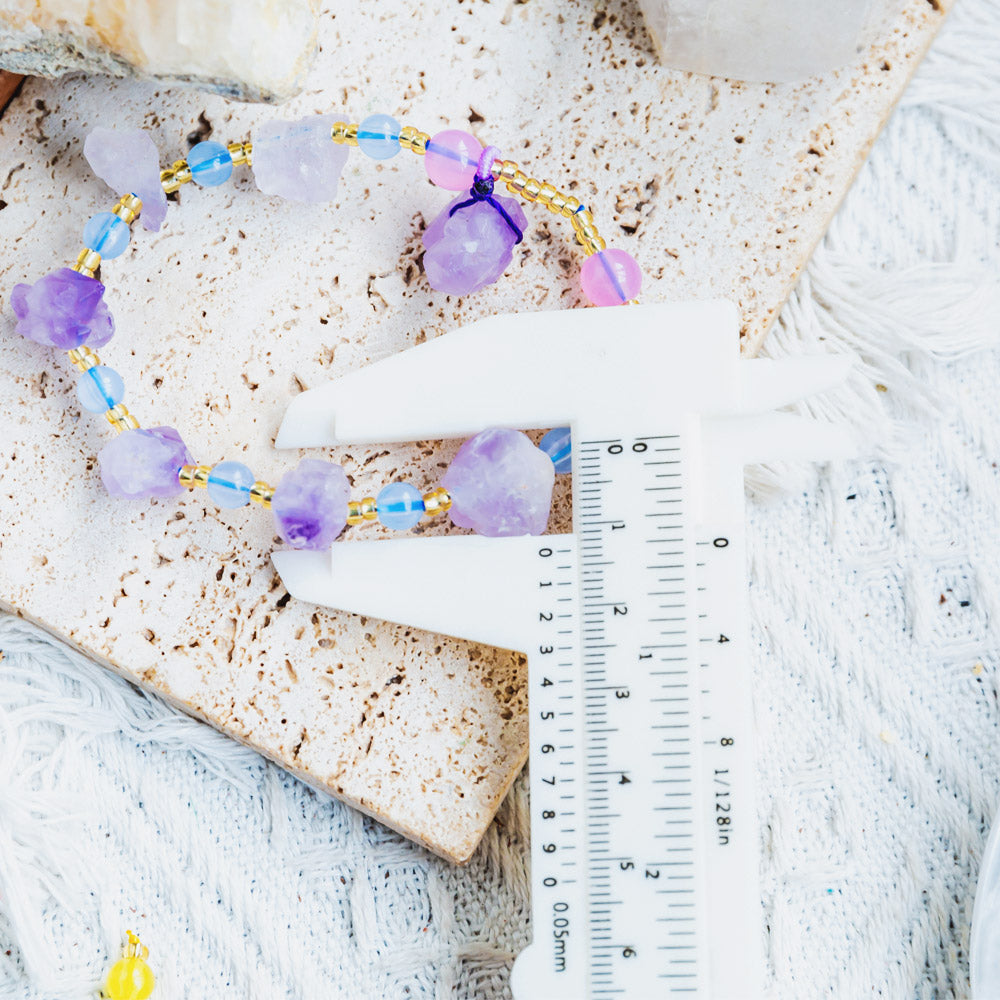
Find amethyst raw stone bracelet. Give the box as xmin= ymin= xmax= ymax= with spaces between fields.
xmin=9 ymin=111 xmax=643 ymax=551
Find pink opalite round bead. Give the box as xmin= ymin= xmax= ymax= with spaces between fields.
xmin=580 ymin=248 xmax=642 ymax=306
xmin=424 ymin=130 xmax=483 ymax=190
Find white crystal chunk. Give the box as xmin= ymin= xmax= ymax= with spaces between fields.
xmin=639 ymin=0 xmax=882 ymax=83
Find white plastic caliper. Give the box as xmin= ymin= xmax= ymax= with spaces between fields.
xmin=272 ymin=303 xmax=853 ymax=999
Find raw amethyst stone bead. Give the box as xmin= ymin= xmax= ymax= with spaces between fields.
xmin=83 ymin=126 xmax=168 ymax=232
xmin=442 ymin=428 xmax=555 ymax=537
xmin=272 ymin=458 xmax=350 ymax=550
xmin=251 ymin=114 xmax=350 ymax=203
xmin=98 ymin=427 xmax=192 ymax=500
xmin=10 ymin=268 xmax=115 ymax=349
xmin=423 ymin=194 xmax=528 ymax=296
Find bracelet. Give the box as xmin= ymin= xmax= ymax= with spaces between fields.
xmin=10 ymin=113 xmax=641 ymax=547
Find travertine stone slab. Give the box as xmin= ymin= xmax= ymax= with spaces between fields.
xmin=0 ymin=0 xmax=950 ymax=862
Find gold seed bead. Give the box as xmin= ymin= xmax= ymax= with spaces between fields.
xmin=494 ymin=159 xmax=518 ymax=181
xmin=346 ymin=500 xmax=364 ymax=526
xmin=422 ymin=487 xmax=452 ymax=517
xmin=360 ymin=497 xmax=378 ymax=522
xmin=178 ymin=464 xmax=212 ymax=489
xmin=112 ymin=192 xmax=143 ymax=225
xmin=160 ymin=159 xmax=192 ymax=194
xmin=67 ymin=346 xmax=100 ymax=371
xmin=536 ymin=183 xmax=558 ymax=207
xmin=523 ymin=177 xmax=542 ymax=201
xmin=331 ymin=122 xmax=359 ymax=146
xmin=227 ymin=140 xmax=253 ymax=167
xmin=249 ymin=480 xmax=273 ymax=508
xmin=70 ymin=247 xmax=101 ymax=278
xmin=105 ymin=404 xmax=140 ymax=433
xmin=398 ymin=126 xmax=430 ymax=155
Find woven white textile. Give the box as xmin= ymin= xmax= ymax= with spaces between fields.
xmin=2 ymin=2 xmax=1000 ymax=998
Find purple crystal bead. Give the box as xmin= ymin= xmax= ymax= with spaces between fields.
xmin=442 ymin=428 xmax=555 ymax=537
xmin=272 ymin=458 xmax=350 ymax=550
xmin=83 ymin=127 xmax=168 ymax=232
xmin=98 ymin=427 xmax=192 ymax=500
xmin=423 ymin=194 xmax=527 ymax=296
xmin=9 ymin=268 xmax=115 ymax=349
xmin=251 ymin=114 xmax=350 ymax=203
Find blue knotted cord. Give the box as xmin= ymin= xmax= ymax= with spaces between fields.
xmin=448 ymin=174 xmax=524 ymax=244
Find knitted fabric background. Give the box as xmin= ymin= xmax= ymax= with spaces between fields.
xmin=2 ymin=2 xmax=1000 ymax=998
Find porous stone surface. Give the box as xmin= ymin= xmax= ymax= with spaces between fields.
xmin=0 ymin=0 xmax=318 ymax=103
xmin=0 ymin=0 xmax=951 ymax=861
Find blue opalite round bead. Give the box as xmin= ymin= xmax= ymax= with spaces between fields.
xmin=83 ymin=212 xmax=130 ymax=259
xmin=188 ymin=141 xmax=233 ymax=187
xmin=377 ymin=482 xmax=425 ymax=530
xmin=77 ymin=365 xmax=124 ymax=413
xmin=357 ymin=114 xmax=401 ymax=160
xmin=207 ymin=461 xmax=254 ymax=508
xmin=539 ymin=427 xmax=572 ymax=474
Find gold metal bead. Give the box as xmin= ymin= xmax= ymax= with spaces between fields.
xmin=422 ymin=487 xmax=452 ymax=517
xmin=227 ymin=140 xmax=253 ymax=167
xmin=360 ymin=497 xmax=378 ymax=522
xmin=160 ymin=159 xmax=192 ymax=194
xmin=105 ymin=404 xmax=140 ymax=432
xmin=346 ymin=500 xmax=364 ymax=526
xmin=112 ymin=192 xmax=143 ymax=225
xmin=398 ymin=126 xmax=429 ymax=155
xmin=67 ymin=346 xmax=99 ymax=371
xmin=249 ymin=481 xmax=274 ymax=508
xmin=70 ymin=247 xmax=101 ymax=278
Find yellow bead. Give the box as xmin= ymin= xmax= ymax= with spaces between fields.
xmin=346 ymin=500 xmax=364 ymax=526
xmin=422 ymin=487 xmax=452 ymax=517
xmin=104 ymin=957 xmax=155 ymax=1000
xmin=70 ymin=247 xmax=102 ymax=278
xmin=398 ymin=125 xmax=430 ymax=155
